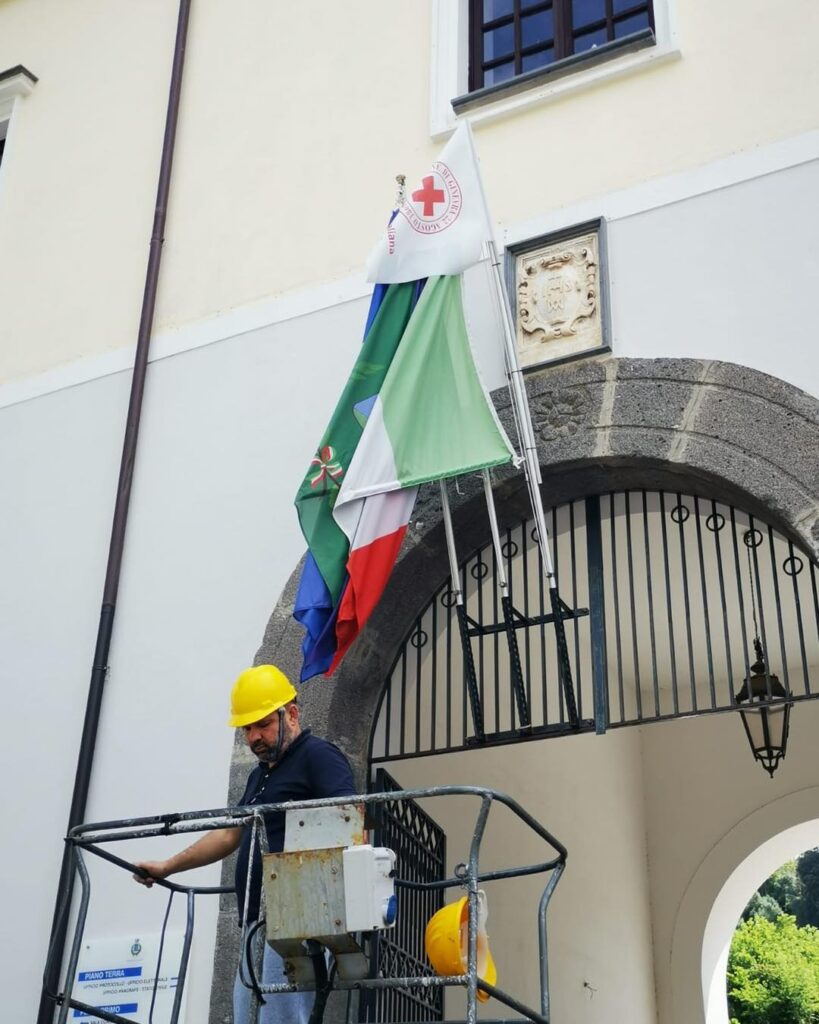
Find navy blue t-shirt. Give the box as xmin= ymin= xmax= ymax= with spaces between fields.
xmin=234 ymin=728 xmax=356 ymax=922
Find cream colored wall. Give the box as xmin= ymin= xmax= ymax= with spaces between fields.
xmin=0 ymin=0 xmax=177 ymax=380
xmin=1 ymin=0 xmax=818 ymax=382
xmin=388 ymin=728 xmax=658 ymax=1023
xmin=641 ymin=698 xmax=819 ymax=1024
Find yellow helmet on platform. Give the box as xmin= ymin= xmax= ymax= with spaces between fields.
xmin=424 ymin=891 xmax=496 ymax=1002
xmin=228 ymin=665 xmax=297 ymax=728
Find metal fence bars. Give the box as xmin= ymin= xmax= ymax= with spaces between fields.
xmin=361 ymin=770 xmax=447 ymax=1022
xmin=370 ymin=490 xmax=819 ymax=760
xmin=52 ymin=787 xmax=567 ymax=1024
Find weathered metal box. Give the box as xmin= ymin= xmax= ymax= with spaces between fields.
xmin=263 ymin=803 xmax=366 ymax=945
xmin=263 ymin=846 xmax=349 ymax=944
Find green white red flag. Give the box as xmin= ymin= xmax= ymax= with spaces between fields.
xmin=329 ymin=274 xmax=515 ymax=669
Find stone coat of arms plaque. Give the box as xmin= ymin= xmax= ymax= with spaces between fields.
xmin=515 ymin=229 xmax=606 ymax=369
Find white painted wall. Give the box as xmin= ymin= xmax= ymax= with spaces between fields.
xmin=387 ymin=729 xmax=657 ymax=1023
xmin=0 ymin=295 xmax=369 ymax=1022
xmin=641 ymin=699 xmax=819 ymax=1024
xmin=376 ymin=699 xmax=819 ymax=1024
xmin=607 ymin=158 xmax=819 ymax=396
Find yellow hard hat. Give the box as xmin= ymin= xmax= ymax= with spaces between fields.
xmin=228 ymin=665 xmax=297 ymax=728
xmin=424 ymin=891 xmax=496 ymax=1002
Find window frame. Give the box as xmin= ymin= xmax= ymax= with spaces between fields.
xmin=429 ymin=0 xmax=679 ymax=137
xmin=467 ymin=0 xmax=656 ymax=94
xmin=0 ymin=66 xmax=37 ymax=178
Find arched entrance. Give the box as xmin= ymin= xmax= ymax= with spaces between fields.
xmin=251 ymin=355 xmax=819 ymax=773
xmin=671 ymin=790 xmax=819 ymax=1024
xmin=209 ymin=356 xmax=819 ymax=1021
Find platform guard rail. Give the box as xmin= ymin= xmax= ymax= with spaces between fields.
xmin=46 ymin=786 xmax=567 ymax=1024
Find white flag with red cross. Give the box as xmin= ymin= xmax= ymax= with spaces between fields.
xmin=366 ymin=123 xmax=492 ymax=284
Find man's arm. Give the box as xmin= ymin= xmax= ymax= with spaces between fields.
xmin=133 ymin=827 xmax=242 ymax=887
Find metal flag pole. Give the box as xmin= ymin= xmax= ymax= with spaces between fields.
xmin=464 ymin=123 xmax=579 ymax=728
xmin=481 ymin=469 xmax=531 ymax=729
xmin=439 ymin=479 xmax=485 ymax=741
xmin=485 ymin=238 xmax=579 ymax=728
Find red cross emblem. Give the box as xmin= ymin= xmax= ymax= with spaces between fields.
xmin=399 ymin=160 xmax=462 ymax=235
xmin=412 ymin=175 xmax=446 ymax=218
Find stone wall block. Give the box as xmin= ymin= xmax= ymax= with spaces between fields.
xmin=607 ymin=425 xmax=676 ymax=462
xmin=683 ymin=435 xmax=813 ymax=539
xmin=616 ymin=357 xmax=705 ymax=382
xmin=693 ymin=388 xmax=819 ymax=497
xmin=611 ymin=379 xmax=695 ymax=431
xmin=705 ymin=361 xmax=819 ymax=421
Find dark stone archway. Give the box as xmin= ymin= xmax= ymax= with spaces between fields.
xmin=209 ymin=356 xmax=819 ymax=1021
xmin=257 ymin=356 xmax=819 ymax=775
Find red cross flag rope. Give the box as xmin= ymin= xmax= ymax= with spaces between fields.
xmin=360 ymin=122 xmax=581 ymax=736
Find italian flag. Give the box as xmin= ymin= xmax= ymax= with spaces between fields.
xmin=330 ymin=274 xmax=515 ymax=670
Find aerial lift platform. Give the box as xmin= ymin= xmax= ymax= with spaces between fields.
xmin=47 ymin=785 xmax=566 ymax=1024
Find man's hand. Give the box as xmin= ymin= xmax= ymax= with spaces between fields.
xmin=133 ymin=861 xmax=171 ymax=887
xmin=131 ymin=828 xmax=242 ymax=889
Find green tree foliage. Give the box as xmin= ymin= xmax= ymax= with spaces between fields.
xmin=797 ymin=849 xmax=819 ymax=929
xmin=744 ymin=891 xmax=785 ymax=923
xmin=742 ymin=860 xmax=801 ymax=922
xmin=727 ymin=915 xmax=819 ymax=1024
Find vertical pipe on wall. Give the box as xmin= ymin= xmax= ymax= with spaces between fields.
xmin=38 ymin=2 xmax=192 ymax=1019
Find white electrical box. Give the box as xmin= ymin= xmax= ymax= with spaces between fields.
xmin=342 ymin=844 xmax=397 ymax=932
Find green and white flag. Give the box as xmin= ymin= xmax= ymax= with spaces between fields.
xmin=334 ymin=274 xmax=514 ymax=512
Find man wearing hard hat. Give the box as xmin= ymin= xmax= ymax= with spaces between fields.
xmin=134 ymin=664 xmax=356 ymax=1023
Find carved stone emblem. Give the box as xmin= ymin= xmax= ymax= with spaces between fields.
xmin=516 ymin=231 xmax=604 ymax=369
xmin=531 ymin=387 xmax=591 ymax=440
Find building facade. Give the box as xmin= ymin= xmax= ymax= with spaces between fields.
xmin=1 ymin=2 xmax=818 ymax=1022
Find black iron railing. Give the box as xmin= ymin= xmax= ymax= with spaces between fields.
xmin=362 ymin=770 xmax=446 ymax=1022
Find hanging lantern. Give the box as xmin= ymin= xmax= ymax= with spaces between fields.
xmin=734 ymin=637 xmax=792 ymax=777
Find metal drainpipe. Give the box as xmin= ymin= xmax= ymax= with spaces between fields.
xmin=38 ymin=1 xmax=193 ymax=1019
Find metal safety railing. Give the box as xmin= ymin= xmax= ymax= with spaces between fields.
xmin=48 ymin=787 xmax=566 ymax=1024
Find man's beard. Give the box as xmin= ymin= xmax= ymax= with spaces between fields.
xmin=253 ymin=726 xmax=292 ymax=764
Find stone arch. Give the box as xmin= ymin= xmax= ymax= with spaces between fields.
xmin=254 ymin=356 xmax=819 ymax=774
xmin=209 ymin=356 xmax=819 ymax=1020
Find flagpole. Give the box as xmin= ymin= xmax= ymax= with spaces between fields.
xmin=481 ymin=469 xmax=531 ymax=729
xmin=464 ymin=123 xmax=579 ymax=728
xmin=439 ymin=480 xmax=485 ymax=742
xmin=485 ymin=238 xmax=580 ymax=728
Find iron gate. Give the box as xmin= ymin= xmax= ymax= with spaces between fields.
xmin=361 ymin=769 xmax=446 ymax=1022
xmin=369 ymin=489 xmax=819 ymax=760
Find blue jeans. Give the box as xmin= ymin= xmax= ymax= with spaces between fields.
xmin=233 ymin=941 xmax=314 ymax=1024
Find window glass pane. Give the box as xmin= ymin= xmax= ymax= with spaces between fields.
xmin=613 ymin=0 xmax=646 ymax=12
xmin=521 ymin=0 xmax=550 ymax=9
xmin=522 ymin=9 xmax=554 ymax=46
xmin=483 ymin=0 xmax=514 ymax=20
xmin=573 ymin=25 xmax=610 ymax=51
xmin=483 ymin=21 xmax=515 ymax=59
xmin=614 ymin=11 xmax=650 ymax=37
xmin=483 ymin=60 xmax=516 ymax=85
xmin=522 ymin=47 xmax=555 ymax=72
xmin=572 ymin=0 xmax=606 ymax=28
